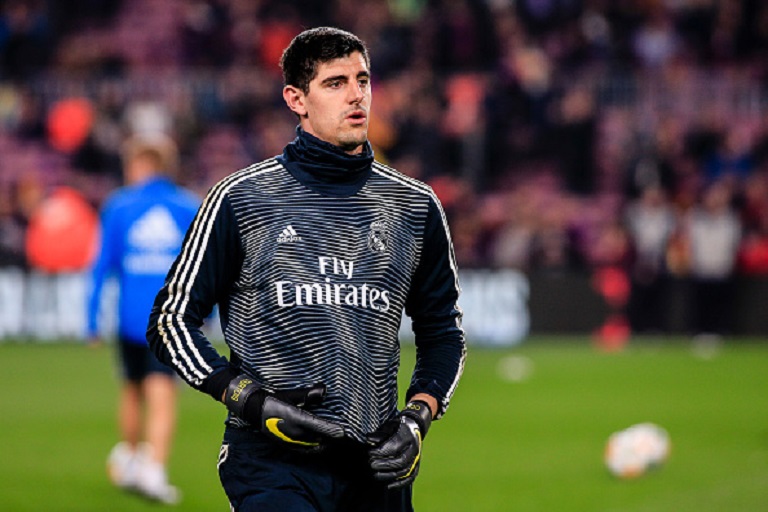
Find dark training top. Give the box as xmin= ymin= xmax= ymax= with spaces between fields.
xmin=147 ymin=129 xmax=466 ymax=443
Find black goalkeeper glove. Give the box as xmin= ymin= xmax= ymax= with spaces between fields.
xmin=366 ymin=400 xmax=433 ymax=489
xmin=224 ymin=376 xmax=345 ymax=451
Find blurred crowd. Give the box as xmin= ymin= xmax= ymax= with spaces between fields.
xmin=2 ymin=0 xmax=768 ymax=336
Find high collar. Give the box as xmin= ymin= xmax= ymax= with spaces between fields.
xmin=279 ymin=128 xmax=374 ymax=197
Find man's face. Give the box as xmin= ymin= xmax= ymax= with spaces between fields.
xmin=283 ymin=52 xmax=371 ymax=154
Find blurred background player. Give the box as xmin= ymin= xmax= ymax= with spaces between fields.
xmin=86 ymin=134 xmax=200 ymax=504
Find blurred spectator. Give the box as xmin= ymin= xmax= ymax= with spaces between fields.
xmin=623 ymin=117 xmax=683 ymax=200
xmin=631 ymin=7 xmax=680 ymax=68
xmin=753 ymin=117 xmax=768 ymax=169
xmin=685 ymin=180 xmax=742 ymax=336
xmin=537 ymin=188 xmax=585 ymax=272
xmin=13 ymin=169 xmax=44 ymax=221
xmin=704 ymin=125 xmax=755 ymax=187
xmin=13 ymin=86 xmax=46 ymax=140
xmin=0 ymin=0 xmax=53 ymax=79
xmin=551 ymin=86 xmax=597 ymax=196
xmin=588 ymin=217 xmax=632 ymax=272
xmin=624 ymin=185 xmax=676 ymax=333
xmin=442 ymin=72 xmax=487 ymax=183
xmin=739 ymin=172 xmax=768 ymax=234
xmin=588 ymin=216 xmax=633 ymax=348
xmin=737 ymin=172 xmax=768 ymax=274
xmin=387 ymin=70 xmax=447 ymax=181
xmin=737 ymin=208 xmax=768 ymax=275
xmin=673 ymin=0 xmax=717 ymax=64
xmin=253 ymin=5 xmax=303 ymax=74
xmin=488 ymin=188 xmax=536 ymax=271
xmin=0 ymin=180 xmax=27 ymax=267
xmin=180 ymin=0 xmax=233 ymax=68
xmin=684 ymin=109 xmax=723 ymax=167
xmin=429 ymin=0 xmax=499 ymax=73
xmin=451 ymin=208 xmax=487 ymax=268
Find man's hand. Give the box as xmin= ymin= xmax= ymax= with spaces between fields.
xmin=224 ymin=376 xmax=345 ymax=451
xmin=366 ymin=400 xmax=433 ymax=488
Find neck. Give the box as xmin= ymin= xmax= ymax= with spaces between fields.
xmin=279 ymin=127 xmax=374 ymax=197
xmin=126 ymin=164 xmax=158 ymax=185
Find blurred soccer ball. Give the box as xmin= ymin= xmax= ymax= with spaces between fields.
xmin=604 ymin=422 xmax=670 ymax=479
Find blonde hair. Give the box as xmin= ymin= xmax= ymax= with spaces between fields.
xmin=121 ymin=134 xmax=180 ymax=180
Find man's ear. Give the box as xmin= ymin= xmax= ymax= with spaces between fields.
xmin=283 ymin=86 xmax=307 ymax=117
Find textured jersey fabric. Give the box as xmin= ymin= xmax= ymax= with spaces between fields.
xmin=87 ymin=176 xmax=200 ymax=344
xmin=148 ymin=132 xmax=465 ymax=442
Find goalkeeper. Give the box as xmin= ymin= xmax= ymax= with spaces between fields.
xmin=147 ymin=26 xmax=465 ymax=512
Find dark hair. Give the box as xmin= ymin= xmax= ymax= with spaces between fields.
xmin=280 ymin=27 xmax=370 ymax=94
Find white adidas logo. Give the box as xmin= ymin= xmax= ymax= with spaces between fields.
xmin=128 ymin=206 xmax=183 ymax=250
xmin=277 ymin=225 xmax=302 ymax=243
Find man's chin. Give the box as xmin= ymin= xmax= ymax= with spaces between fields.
xmin=337 ymin=133 xmax=368 ymax=153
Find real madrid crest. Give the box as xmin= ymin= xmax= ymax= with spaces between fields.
xmin=367 ymin=220 xmax=390 ymax=253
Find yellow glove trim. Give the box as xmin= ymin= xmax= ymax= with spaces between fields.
xmin=265 ymin=417 xmax=320 ymax=447
xmin=399 ymin=429 xmax=422 ymax=479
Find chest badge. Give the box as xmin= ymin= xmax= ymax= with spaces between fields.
xmin=367 ymin=220 xmax=390 ymax=253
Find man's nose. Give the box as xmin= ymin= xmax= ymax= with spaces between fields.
xmin=349 ymin=83 xmax=365 ymax=103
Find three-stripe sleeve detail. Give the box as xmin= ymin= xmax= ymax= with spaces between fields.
xmin=156 ymin=160 xmax=281 ymax=385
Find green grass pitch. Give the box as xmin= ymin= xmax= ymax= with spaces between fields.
xmin=1 ymin=337 xmax=766 ymax=511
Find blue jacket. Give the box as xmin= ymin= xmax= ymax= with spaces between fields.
xmin=88 ymin=176 xmax=199 ymax=344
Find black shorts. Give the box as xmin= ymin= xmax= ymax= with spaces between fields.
xmin=217 ymin=427 xmax=414 ymax=512
xmin=118 ymin=339 xmax=175 ymax=382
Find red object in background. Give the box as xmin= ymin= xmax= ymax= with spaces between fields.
xmin=25 ymin=186 xmax=99 ymax=272
xmin=593 ymin=314 xmax=631 ymax=352
xmin=591 ymin=266 xmax=631 ymax=351
xmin=428 ymin=175 xmax=467 ymax=211
xmin=737 ymin=235 xmax=768 ymax=274
xmin=592 ymin=266 xmax=631 ymax=308
xmin=258 ymin=21 xmax=300 ymax=74
xmin=46 ymin=97 xmax=94 ymax=153
xmin=443 ymin=74 xmax=484 ymax=137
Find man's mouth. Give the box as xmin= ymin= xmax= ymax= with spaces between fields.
xmin=346 ymin=110 xmax=367 ymax=123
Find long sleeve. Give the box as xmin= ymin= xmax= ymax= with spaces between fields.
xmin=86 ymin=205 xmax=119 ymax=338
xmin=404 ymin=197 xmax=466 ymax=419
xmin=147 ymin=192 xmax=243 ymax=396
